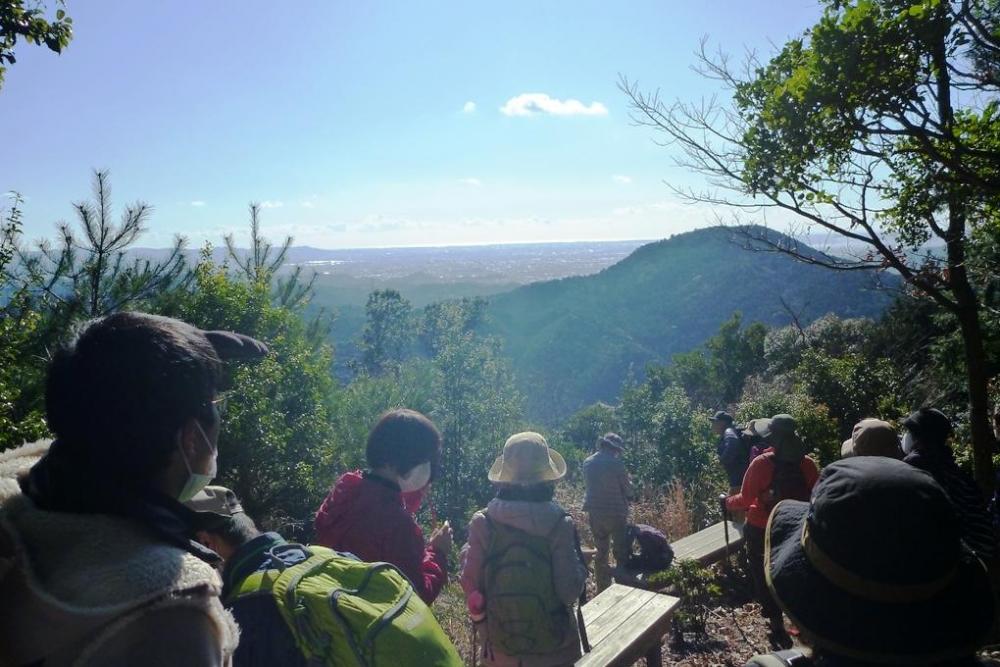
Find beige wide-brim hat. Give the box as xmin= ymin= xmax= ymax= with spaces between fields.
xmin=488 ymin=432 xmax=567 ymax=485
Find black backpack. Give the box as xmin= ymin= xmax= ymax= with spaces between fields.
xmin=763 ymin=452 xmax=811 ymax=511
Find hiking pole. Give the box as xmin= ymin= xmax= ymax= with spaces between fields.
xmin=719 ymin=493 xmax=731 ymax=572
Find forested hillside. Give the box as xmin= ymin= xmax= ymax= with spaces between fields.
xmin=486 ymin=226 xmax=894 ymax=421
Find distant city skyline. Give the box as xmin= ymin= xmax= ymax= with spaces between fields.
xmin=1 ymin=1 xmax=822 ymax=248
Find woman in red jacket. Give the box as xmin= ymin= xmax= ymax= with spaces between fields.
xmin=726 ymin=414 xmax=818 ymax=649
xmin=313 ymin=408 xmax=452 ymax=604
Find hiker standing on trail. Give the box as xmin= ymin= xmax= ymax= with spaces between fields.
xmin=840 ymin=418 xmax=902 ymax=459
xmin=726 ymin=414 xmax=818 ymax=650
xmin=582 ymin=432 xmax=632 ymax=592
xmin=188 ymin=486 xmax=462 ymax=667
xmin=0 ymin=312 xmax=269 ymax=665
xmin=712 ymin=411 xmax=749 ymax=494
xmin=460 ymin=432 xmax=587 ymax=667
xmin=745 ymin=457 xmax=995 ymax=667
xmin=313 ymin=408 xmax=452 ymax=604
xmin=901 ymin=408 xmax=997 ymax=561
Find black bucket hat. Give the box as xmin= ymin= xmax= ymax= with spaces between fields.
xmin=599 ymin=432 xmax=625 ymax=450
xmin=765 ymin=457 xmax=994 ymax=664
xmin=710 ymin=410 xmax=734 ymax=424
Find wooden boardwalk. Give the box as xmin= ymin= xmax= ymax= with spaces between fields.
xmin=576 ymin=584 xmax=680 ymax=667
xmin=671 ymin=520 xmax=744 ymax=565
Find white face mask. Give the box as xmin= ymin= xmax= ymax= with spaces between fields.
xmin=901 ymin=431 xmax=915 ymax=455
xmin=399 ymin=462 xmax=432 ymax=493
xmin=178 ymin=421 xmax=218 ymax=502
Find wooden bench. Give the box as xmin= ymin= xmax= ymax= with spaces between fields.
xmin=670 ymin=519 xmax=745 ymax=565
xmin=575 ymin=583 xmax=680 ymax=667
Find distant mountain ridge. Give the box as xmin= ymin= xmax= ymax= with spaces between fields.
xmin=484 ymin=225 xmax=895 ymax=422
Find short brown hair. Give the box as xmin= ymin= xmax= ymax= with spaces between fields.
xmin=366 ymin=408 xmax=441 ymax=476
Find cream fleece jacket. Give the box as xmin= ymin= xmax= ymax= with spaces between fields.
xmin=0 ymin=440 xmax=238 ymax=666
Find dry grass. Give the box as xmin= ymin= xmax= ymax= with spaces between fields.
xmin=631 ymin=479 xmax=694 ymax=541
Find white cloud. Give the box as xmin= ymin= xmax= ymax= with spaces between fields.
xmin=458 ymin=177 xmax=482 ymax=187
xmin=462 ymin=101 xmax=476 ymax=113
xmin=190 ymin=200 xmax=206 ymax=207
xmin=260 ymin=200 xmax=284 ymax=208
xmin=500 ymin=93 xmax=608 ymax=117
xmin=612 ymin=175 xmax=632 ymax=184
xmin=301 ymin=201 xmax=315 ymax=208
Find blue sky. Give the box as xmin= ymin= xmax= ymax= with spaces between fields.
xmin=1 ymin=1 xmax=822 ymax=248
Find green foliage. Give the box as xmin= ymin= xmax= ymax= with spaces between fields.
xmin=155 ymin=255 xmax=337 ymax=534
xmin=357 ymin=289 xmax=413 ymax=377
xmin=737 ymin=380 xmax=841 ymax=467
xmin=7 ymin=170 xmax=188 ymax=323
xmin=558 ymin=402 xmax=620 ymax=451
xmin=0 ymin=0 xmax=72 ymax=89
xmin=666 ymin=313 xmax=767 ymax=408
xmin=0 ymin=306 xmax=47 ymax=449
xmin=330 ymin=360 xmax=436 ymax=469
xmin=422 ymin=299 xmax=523 ymax=528
xmin=793 ymin=349 xmax=905 ymax=438
xmin=649 ymin=560 xmax=722 ymax=639
xmin=624 ymin=0 xmax=1000 ymax=488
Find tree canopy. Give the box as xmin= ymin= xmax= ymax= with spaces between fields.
xmin=623 ymin=0 xmax=1000 ymax=489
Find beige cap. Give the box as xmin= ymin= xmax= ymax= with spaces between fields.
xmin=842 ymin=419 xmax=901 ymax=459
xmin=185 ymin=485 xmax=244 ymax=517
xmin=488 ymin=432 xmax=567 ymax=484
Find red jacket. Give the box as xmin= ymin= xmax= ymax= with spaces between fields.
xmin=726 ymin=453 xmax=819 ymax=529
xmin=313 ymin=471 xmax=447 ymax=604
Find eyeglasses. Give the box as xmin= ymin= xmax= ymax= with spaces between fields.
xmin=210 ymin=392 xmax=230 ymax=418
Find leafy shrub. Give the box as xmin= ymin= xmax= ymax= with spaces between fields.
xmin=649 ymin=559 xmax=722 ymax=639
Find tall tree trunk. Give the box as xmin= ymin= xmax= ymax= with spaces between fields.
xmin=954 ymin=296 xmax=997 ymax=495
xmin=933 ymin=16 xmax=996 ymax=494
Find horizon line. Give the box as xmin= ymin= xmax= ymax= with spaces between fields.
xmin=133 ymin=236 xmax=662 ymax=252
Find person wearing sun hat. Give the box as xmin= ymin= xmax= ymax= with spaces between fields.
xmin=583 ymin=432 xmax=633 ymax=591
xmin=759 ymin=456 xmax=995 ymax=666
xmin=901 ymin=407 xmax=997 ymax=562
xmin=460 ymin=432 xmax=587 ymax=666
xmin=727 ymin=414 xmax=819 ymax=649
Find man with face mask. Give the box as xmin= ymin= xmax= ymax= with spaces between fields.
xmin=902 ymin=407 xmax=997 ymax=561
xmin=0 ymin=312 xmax=268 ymax=666
xmin=314 ymin=408 xmax=451 ymax=604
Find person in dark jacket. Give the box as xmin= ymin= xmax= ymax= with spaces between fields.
xmin=712 ymin=411 xmax=748 ymax=493
xmin=187 ymin=486 xmax=307 ymax=667
xmin=313 ymin=408 xmax=451 ymax=604
xmin=583 ymin=432 xmax=632 ymax=591
xmin=901 ymin=408 xmax=997 ymax=561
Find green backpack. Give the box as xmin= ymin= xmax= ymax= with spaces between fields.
xmin=482 ymin=511 xmax=575 ymax=656
xmin=231 ymin=543 xmax=463 ymax=667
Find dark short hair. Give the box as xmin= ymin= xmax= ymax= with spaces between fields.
xmin=199 ymin=512 xmax=260 ymax=549
xmin=366 ymin=408 xmax=441 ymax=476
xmin=45 ymin=312 xmax=222 ymax=486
